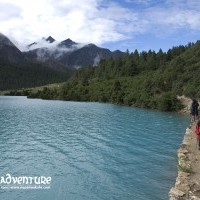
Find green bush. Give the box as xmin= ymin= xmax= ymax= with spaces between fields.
xmin=158 ymin=92 xmax=183 ymax=111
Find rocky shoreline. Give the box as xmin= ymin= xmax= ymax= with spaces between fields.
xmin=169 ymin=126 xmax=200 ymax=200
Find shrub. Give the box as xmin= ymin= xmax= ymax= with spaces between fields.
xmin=158 ymin=92 xmax=183 ymax=111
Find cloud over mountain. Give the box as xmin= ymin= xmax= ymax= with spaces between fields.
xmin=0 ymin=0 xmax=200 ymax=52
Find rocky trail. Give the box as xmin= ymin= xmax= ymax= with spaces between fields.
xmin=169 ymin=96 xmax=200 ymax=199
xmin=169 ymin=125 xmax=200 ymax=200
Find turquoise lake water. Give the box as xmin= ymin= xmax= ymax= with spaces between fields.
xmin=0 ymin=96 xmax=189 ymax=200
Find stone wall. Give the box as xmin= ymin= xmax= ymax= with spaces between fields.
xmin=169 ymin=128 xmax=200 ymax=200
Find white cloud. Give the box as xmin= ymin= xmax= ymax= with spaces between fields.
xmin=144 ymin=1 xmax=200 ymax=34
xmin=0 ymin=0 xmax=200 ymax=51
xmin=125 ymin=0 xmax=153 ymax=4
xmin=0 ymin=0 xmax=142 ymax=50
xmin=0 ymin=3 xmax=21 ymax=20
xmin=127 ymin=0 xmax=200 ymax=32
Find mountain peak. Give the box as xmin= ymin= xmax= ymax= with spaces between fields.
xmin=58 ymin=38 xmax=77 ymax=48
xmin=27 ymin=36 xmax=56 ymax=50
xmin=46 ymin=36 xmax=55 ymax=43
xmin=66 ymin=38 xmax=73 ymax=42
xmin=85 ymin=43 xmax=97 ymax=48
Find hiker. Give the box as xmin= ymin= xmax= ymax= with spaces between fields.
xmin=191 ymin=99 xmax=199 ymax=122
xmin=195 ymin=120 xmax=200 ymax=150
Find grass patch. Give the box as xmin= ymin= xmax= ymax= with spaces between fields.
xmin=177 ymin=163 xmax=194 ymax=174
xmin=0 ymin=82 xmax=65 ymax=96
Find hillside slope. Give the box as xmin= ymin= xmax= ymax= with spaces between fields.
xmin=27 ymin=40 xmax=200 ymax=111
xmin=0 ymin=33 xmax=74 ymax=90
xmin=0 ymin=33 xmax=24 ymax=63
xmin=0 ymin=61 xmax=73 ymax=90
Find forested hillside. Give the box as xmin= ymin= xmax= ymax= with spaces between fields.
xmin=26 ymin=40 xmax=200 ymax=111
xmin=0 ymin=33 xmax=75 ymax=90
xmin=0 ymin=61 xmax=74 ymax=90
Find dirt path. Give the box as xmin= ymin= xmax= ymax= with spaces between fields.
xmin=187 ymin=125 xmax=200 ymax=198
xmin=168 ymin=96 xmax=200 ymax=199
xmin=169 ymin=124 xmax=200 ymax=199
xmin=178 ymin=96 xmax=200 ymax=195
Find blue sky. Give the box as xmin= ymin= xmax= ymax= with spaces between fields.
xmin=0 ymin=0 xmax=200 ymax=52
xmin=101 ymin=0 xmax=200 ymax=52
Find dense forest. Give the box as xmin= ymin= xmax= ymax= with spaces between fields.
xmin=0 ymin=61 xmax=74 ymax=90
xmin=11 ymin=40 xmax=200 ymax=111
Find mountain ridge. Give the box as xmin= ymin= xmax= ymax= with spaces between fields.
xmin=0 ymin=33 xmax=74 ymax=90
xmin=0 ymin=33 xmax=24 ymax=63
xmin=0 ymin=33 xmax=125 ymax=90
xmin=24 ymin=36 xmax=125 ymax=68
